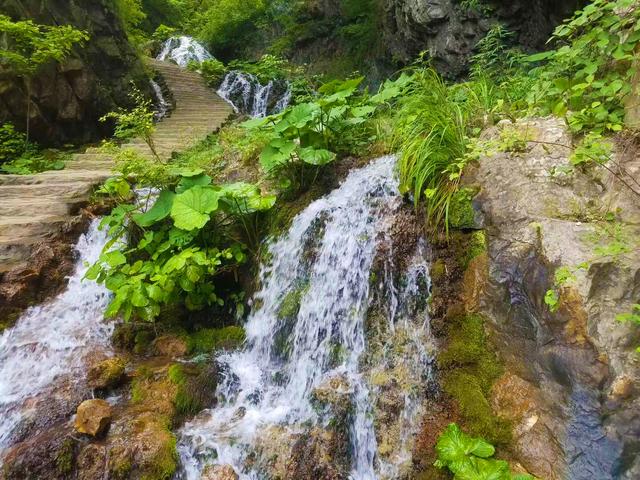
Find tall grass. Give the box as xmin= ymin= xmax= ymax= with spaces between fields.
xmin=393 ymin=69 xmax=472 ymax=231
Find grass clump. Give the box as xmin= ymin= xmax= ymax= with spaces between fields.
xmin=439 ymin=314 xmax=510 ymax=445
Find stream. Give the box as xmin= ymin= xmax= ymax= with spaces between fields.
xmin=0 ymin=220 xmax=113 ymax=457
xmin=178 ymin=155 xmax=434 ymax=479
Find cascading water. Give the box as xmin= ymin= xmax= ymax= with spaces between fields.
xmin=217 ymin=71 xmax=292 ymax=117
xmin=0 ymin=220 xmax=112 ymax=457
xmin=157 ymin=36 xmax=214 ymax=67
xmin=178 ymin=155 xmax=434 ymax=479
xmin=150 ymin=79 xmax=171 ymax=120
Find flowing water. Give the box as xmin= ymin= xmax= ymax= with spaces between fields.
xmin=178 ymin=155 xmax=434 ymax=479
xmin=0 ymin=220 xmax=112 ymax=456
xmin=217 ymin=71 xmax=292 ymax=117
xmin=150 ymin=79 xmax=171 ymax=120
xmin=157 ymin=36 xmax=214 ymax=67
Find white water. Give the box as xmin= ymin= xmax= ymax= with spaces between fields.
xmin=217 ymin=71 xmax=292 ymax=117
xmin=150 ymin=79 xmax=170 ymax=120
xmin=157 ymin=36 xmax=214 ymax=67
xmin=0 ymin=220 xmax=113 ymax=453
xmin=178 ymin=155 xmax=434 ymax=478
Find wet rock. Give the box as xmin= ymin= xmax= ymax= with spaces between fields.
xmin=74 ymin=399 xmax=112 ymax=437
xmin=76 ymin=443 xmax=107 ymax=480
xmin=152 ymin=335 xmax=188 ymax=358
xmin=202 ymin=464 xmax=239 ymax=480
xmin=2 ymin=428 xmax=77 ymax=480
xmin=87 ymin=356 xmax=126 ymax=390
xmin=468 ymin=117 xmax=640 ymax=479
xmin=311 ymin=375 xmax=353 ymax=420
xmin=287 ymin=427 xmax=350 ymax=480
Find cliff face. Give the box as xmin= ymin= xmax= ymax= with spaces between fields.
xmin=382 ymin=0 xmax=584 ymax=76
xmin=0 ymin=0 xmax=149 ymax=145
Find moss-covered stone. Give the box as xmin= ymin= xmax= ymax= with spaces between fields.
xmin=186 ymin=326 xmax=246 ymax=355
xmin=167 ymin=363 xmax=218 ymax=417
xmin=87 ymin=357 xmax=126 ymax=390
xmin=448 ymin=188 xmax=478 ymax=229
xmin=439 ymin=314 xmax=510 ymax=445
xmin=461 ymin=230 xmax=487 ymax=270
xmin=55 ymin=438 xmax=75 ymax=475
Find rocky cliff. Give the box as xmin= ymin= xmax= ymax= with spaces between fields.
xmin=0 ymin=0 xmax=149 ymax=145
xmin=382 ymin=0 xmax=583 ymax=76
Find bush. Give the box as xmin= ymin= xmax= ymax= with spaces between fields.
xmin=190 ymin=58 xmax=227 ymax=87
xmin=0 ymin=123 xmax=27 ymax=165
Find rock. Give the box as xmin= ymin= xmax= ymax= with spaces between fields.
xmin=74 ymin=399 xmax=112 ymax=437
xmin=202 ymin=464 xmax=239 ymax=480
xmin=0 ymin=0 xmax=150 ymax=145
xmin=153 ymin=335 xmax=189 ymax=358
xmin=87 ymin=356 xmax=126 ymax=390
xmin=287 ymin=427 xmax=350 ymax=480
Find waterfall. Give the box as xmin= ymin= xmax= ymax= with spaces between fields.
xmin=217 ymin=71 xmax=292 ymax=117
xmin=178 ymin=155 xmax=434 ymax=479
xmin=156 ymin=36 xmax=214 ymax=67
xmin=150 ymin=79 xmax=170 ymax=120
xmin=0 ymin=220 xmax=113 ymax=456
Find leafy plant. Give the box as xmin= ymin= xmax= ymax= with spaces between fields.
xmin=0 ymin=15 xmax=88 ymax=143
xmin=190 ymin=58 xmax=227 ymax=87
xmin=435 ymin=424 xmax=532 ymax=480
xmin=526 ymin=0 xmax=640 ymax=133
xmin=0 ymin=123 xmax=28 ymax=165
xmin=101 ymin=84 xmax=159 ymax=159
xmin=544 ymin=266 xmax=578 ymax=312
xmin=87 ymin=170 xmax=275 ymax=322
xmin=0 ymin=149 xmax=67 ymax=175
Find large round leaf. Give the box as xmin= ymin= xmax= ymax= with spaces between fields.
xmin=220 ymin=182 xmax=276 ymax=213
xmin=133 ymin=191 xmax=175 ymax=227
xmin=298 ymin=146 xmax=336 ymax=166
xmin=171 ymin=185 xmax=220 ymax=231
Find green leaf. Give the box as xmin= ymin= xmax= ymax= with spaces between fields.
xmin=284 ymin=103 xmax=319 ymax=128
xmin=171 ymin=186 xmax=220 ymax=231
xmin=260 ymin=138 xmax=296 ymax=172
xmin=298 ymin=146 xmax=336 ymax=166
xmin=176 ymin=173 xmax=212 ymax=194
xmin=171 ymin=167 xmax=205 ymax=178
xmin=104 ymin=251 xmax=127 ymax=268
xmin=133 ymin=191 xmax=176 ymax=227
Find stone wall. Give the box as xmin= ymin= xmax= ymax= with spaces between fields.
xmin=0 ymin=0 xmax=149 ymax=145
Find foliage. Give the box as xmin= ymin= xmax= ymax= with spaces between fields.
xmin=87 ymin=169 xmax=275 ymax=322
xmin=525 ymin=0 xmax=640 ymax=133
xmin=243 ymin=74 xmax=406 ymax=193
xmin=116 ymin=0 xmax=147 ymax=43
xmin=0 ymin=15 xmax=88 ymax=78
xmin=434 ymin=424 xmax=532 ymax=480
xmin=0 ymin=148 xmax=67 ymax=175
xmin=189 ymin=58 xmax=227 ymax=87
xmin=101 ymin=84 xmax=158 ymax=158
xmin=470 ymin=24 xmax=522 ymax=82
xmin=0 ymin=123 xmax=28 ymax=164
xmin=544 ymin=266 xmax=578 ymax=312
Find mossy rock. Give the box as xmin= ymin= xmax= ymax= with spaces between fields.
xmin=461 ymin=230 xmax=487 ymax=270
xmin=439 ymin=314 xmax=510 ymax=445
xmin=186 ymin=326 xmax=246 ymax=355
xmin=448 ymin=188 xmax=479 ymax=230
xmin=87 ymin=357 xmax=126 ymax=390
xmin=167 ymin=363 xmax=217 ymax=417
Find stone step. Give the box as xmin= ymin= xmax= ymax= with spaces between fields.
xmin=0 ymin=183 xmax=93 ymax=197
xmin=0 ymin=196 xmax=84 ymax=216
xmin=0 ymin=170 xmax=112 ymax=186
xmin=0 ymin=214 xmax=67 ymax=237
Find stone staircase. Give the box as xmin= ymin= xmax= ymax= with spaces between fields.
xmin=0 ymin=59 xmax=233 ymax=273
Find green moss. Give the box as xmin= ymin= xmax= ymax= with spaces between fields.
xmin=55 ymin=438 xmax=75 ymax=475
xmin=439 ymin=314 xmax=510 ymax=445
xmin=277 ymin=287 xmax=304 ymax=320
xmin=448 ymin=188 xmax=477 ymax=229
xmin=111 ymin=458 xmax=132 ymax=480
xmin=186 ymin=326 xmax=246 ymax=355
xmin=134 ymin=330 xmax=155 ymax=354
xmin=141 ymin=431 xmax=178 ymax=480
xmin=461 ymin=230 xmax=487 ymax=269
xmin=131 ymin=366 xmax=153 ymax=404
xmin=168 ymin=363 xmax=217 ymax=417
xmin=430 ymin=259 xmax=446 ymax=283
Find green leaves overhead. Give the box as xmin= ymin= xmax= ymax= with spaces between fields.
xmin=171 ymin=185 xmax=221 ymax=231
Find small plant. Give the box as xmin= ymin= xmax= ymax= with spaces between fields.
xmin=544 ymin=266 xmax=578 ymax=312
xmin=434 ymin=423 xmax=532 ymax=479
xmin=190 ymin=58 xmax=227 ymax=87
xmin=101 ymin=84 xmax=158 ymax=159
xmin=616 ymin=305 xmax=640 ymax=353
xmin=0 ymin=123 xmax=28 ymax=164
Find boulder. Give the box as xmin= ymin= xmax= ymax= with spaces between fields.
xmin=152 ymin=335 xmax=189 ymax=358
xmin=74 ymin=399 xmax=112 ymax=437
xmin=202 ymin=464 xmax=239 ymax=480
xmin=87 ymin=357 xmax=126 ymax=390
